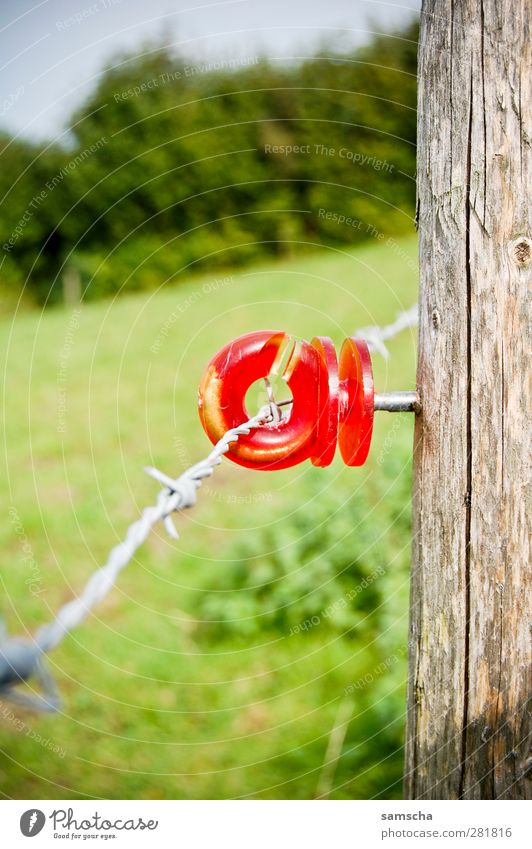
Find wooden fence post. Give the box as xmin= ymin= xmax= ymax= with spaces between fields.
xmin=405 ymin=0 xmax=531 ymax=799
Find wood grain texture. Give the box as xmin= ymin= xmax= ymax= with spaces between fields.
xmin=405 ymin=0 xmax=531 ymax=799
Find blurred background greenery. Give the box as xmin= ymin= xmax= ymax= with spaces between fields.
xmin=0 ymin=16 xmax=419 ymax=799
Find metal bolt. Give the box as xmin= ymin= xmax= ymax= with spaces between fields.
xmin=373 ymin=391 xmax=420 ymax=413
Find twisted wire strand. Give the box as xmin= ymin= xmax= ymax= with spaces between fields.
xmin=0 ymin=406 xmax=272 ymax=711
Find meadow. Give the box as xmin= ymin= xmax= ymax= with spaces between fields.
xmin=0 ymin=234 xmax=418 ymax=799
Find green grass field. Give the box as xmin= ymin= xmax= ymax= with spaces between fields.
xmin=0 ymin=236 xmax=418 ymax=799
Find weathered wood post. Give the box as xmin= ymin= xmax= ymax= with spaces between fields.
xmin=405 ymin=0 xmax=531 ymax=799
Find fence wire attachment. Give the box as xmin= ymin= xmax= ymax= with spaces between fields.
xmin=0 ymin=632 xmax=60 ymax=713
xmin=0 ymin=406 xmax=272 ymax=713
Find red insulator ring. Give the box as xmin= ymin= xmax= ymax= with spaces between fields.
xmin=198 ymin=330 xmax=320 ymax=470
xmin=310 ymin=336 xmax=339 ymax=467
xmin=198 ymin=331 xmax=375 ymax=470
xmin=338 ymin=337 xmax=374 ymax=466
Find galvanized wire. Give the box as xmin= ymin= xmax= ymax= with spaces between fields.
xmin=0 ymin=405 xmax=273 ymax=712
xmin=354 ymin=304 xmax=418 ymax=359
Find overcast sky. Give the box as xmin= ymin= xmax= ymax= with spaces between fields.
xmin=0 ymin=0 xmax=420 ymax=142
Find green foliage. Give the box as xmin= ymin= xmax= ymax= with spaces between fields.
xmin=0 ymin=21 xmax=418 ymax=304
xmin=197 ymin=469 xmax=398 ymax=639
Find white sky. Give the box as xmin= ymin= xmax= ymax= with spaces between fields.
xmin=0 ymin=0 xmax=420 ymax=142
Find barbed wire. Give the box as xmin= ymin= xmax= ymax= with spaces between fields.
xmin=353 ymin=304 xmax=418 ymax=359
xmin=0 ymin=405 xmax=273 ymax=712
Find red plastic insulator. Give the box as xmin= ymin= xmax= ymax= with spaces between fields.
xmin=198 ymin=330 xmax=374 ymax=470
